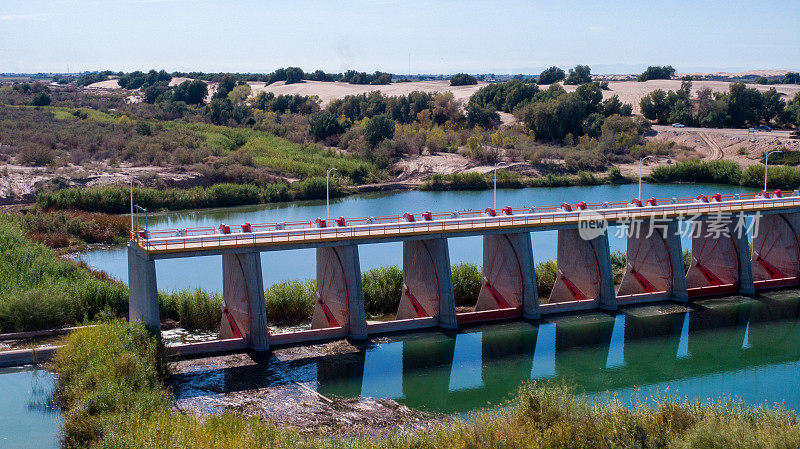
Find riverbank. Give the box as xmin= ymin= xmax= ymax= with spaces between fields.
xmin=52 ymin=320 xmax=800 ymax=448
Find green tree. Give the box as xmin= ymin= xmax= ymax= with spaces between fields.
xmin=450 ymin=73 xmax=478 ymax=86
xmin=362 ymin=114 xmax=395 ymax=147
xmin=285 ymin=67 xmax=304 ymax=84
xmin=309 ymin=111 xmax=343 ymax=141
xmin=761 ymin=88 xmax=785 ymax=124
xmin=466 ymin=103 xmax=500 ymax=128
xmin=537 ymin=66 xmax=565 ymax=85
xmin=637 ymin=65 xmax=676 ymax=82
xmin=575 ymin=82 xmax=603 ymax=114
xmin=564 ymin=65 xmax=592 ymax=85
xmin=727 ymin=82 xmax=763 ymax=127
xmin=172 ymin=80 xmax=208 ymax=105
xmin=639 ymin=89 xmax=670 ymax=124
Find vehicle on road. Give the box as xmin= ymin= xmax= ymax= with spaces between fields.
xmin=671 ymin=123 xmax=686 ymax=128
xmin=755 ymin=125 xmax=773 ymax=132
xmin=790 ymin=130 xmax=800 ymax=139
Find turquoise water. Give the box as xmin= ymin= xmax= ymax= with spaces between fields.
xmin=0 ymin=367 xmax=60 ymax=448
xmin=75 ymin=183 xmax=759 ymax=293
xmin=172 ymin=292 xmax=800 ymax=415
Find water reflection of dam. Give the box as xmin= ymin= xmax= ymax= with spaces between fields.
xmin=170 ymin=294 xmax=800 ymax=414
xmin=314 ymin=295 xmax=800 ymax=413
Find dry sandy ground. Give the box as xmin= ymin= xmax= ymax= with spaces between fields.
xmin=251 ymin=79 xmax=800 ymax=113
xmin=248 ymin=79 xmax=487 ymax=106
xmin=648 ymin=125 xmax=800 ymax=165
xmin=556 ymin=80 xmax=800 ymax=115
xmin=0 ymin=163 xmax=203 ymax=205
xmin=89 ymin=77 xmax=800 ymax=114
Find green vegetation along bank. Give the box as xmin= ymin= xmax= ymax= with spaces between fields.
xmin=53 ymin=320 xmax=800 ymax=448
xmin=646 ymin=159 xmax=800 ymax=190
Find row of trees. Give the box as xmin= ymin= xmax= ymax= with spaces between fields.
xmin=517 ymin=83 xmax=634 ymax=142
xmin=640 ymin=81 xmax=798 ymax=128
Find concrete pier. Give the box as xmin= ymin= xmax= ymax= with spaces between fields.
xmin=618 ymin=220 xmax=688 ymax=303
xmin=219 ymin=252 xmax=269 ymax=350
xmin=686 ymin=219 xmax=750 ymax=295
xmin=397 ymin=238 xmax=458 ymax=329
xmin=546 ymin=229 xmax=615 ymax=311
xmin=127 ymin=243 xmax=159 ymax=333
xmin=313 ymin=245 xmax=368 ymax=339
xmin=475 ymin=232 xmax=539 ymax=319
xmin=751 ymin=213 xmax=800 ymax=288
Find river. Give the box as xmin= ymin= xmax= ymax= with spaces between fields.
xmin=5 ymin=182 xmax=784 ymax=446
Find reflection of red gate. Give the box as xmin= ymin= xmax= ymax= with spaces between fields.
xmin=397 ymin=240 xmax=440 ymax=319
xmin=752 ymin=214 xmax=800 ymax=289
xmin=617 ymin=223 xmax=672 ymax=297
xmin=312 ymin=247 xmax=349 ymax=329
xmin=686 ymin=221 xmax=739 ymax=297
xmin=476 ymin=234 xmax=523 ymax=311
xmin=547 ymin=229 xmax=601 ymax=305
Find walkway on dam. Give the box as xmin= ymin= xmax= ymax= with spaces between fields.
xmin=132 ymin=191 xmax=800 ymax=255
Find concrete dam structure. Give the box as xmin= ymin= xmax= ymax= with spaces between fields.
xmin=128 ymin=191 xmax=800 ymax=352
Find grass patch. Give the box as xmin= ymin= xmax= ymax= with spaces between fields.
xmin=422 ymin=168 xmax=629 ymax=191
xmin=54 ymin=321 xmax=800 ymax=448
xmin=263 ymin=280 xmax=316 ymax=326
xmin=36 ymin=181 xmax=347 ymax=214
xmin=452 ymin=262 xmax=482 ymax=307
xmin=647 ymin=159 xmax=800 ymax=191
xmin=0 ymin=213 xmax=128 ymax=333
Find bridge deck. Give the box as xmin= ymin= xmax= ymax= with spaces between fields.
xmin=133 ymin=193 xmax=800 ymax=255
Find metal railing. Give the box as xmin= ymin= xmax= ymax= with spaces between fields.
xmin=132 ymin=191 xmax=800 ymax=253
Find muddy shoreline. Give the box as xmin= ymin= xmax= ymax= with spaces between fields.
xmin=169 ymin=339 xmax=451 ymax=436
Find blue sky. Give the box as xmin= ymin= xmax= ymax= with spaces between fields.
xmin=1 ymin=0 xmax=799 ymax=74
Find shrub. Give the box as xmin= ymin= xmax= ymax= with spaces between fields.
xmin=159 ymin=289 xmax=222 ymax=331
xmin=136 ymin=122 xmax=152 ymax=136
xmin=452 ymin=263 xmax=482 ymax=307
xmin=362 ymin=266 xmax=403 ymax=316
xmin=29 ymin=92 xmax=51 ymax=106
xmin=263 ymin=280 xmax=315 ymax=325
xmin=535 ymin=260 xmax=557 ymax=299
xmin=0 ymin=287 xmax=79 ymax=332
xmin=17 ymin=143 xmax=55 ymax=166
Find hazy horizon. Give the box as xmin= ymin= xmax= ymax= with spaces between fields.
xmin=1 ymin=0 xmax=799 ymax=75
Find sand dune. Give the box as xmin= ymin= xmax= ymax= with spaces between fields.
xmin=88 ymin=77 xmax=800 ymax=114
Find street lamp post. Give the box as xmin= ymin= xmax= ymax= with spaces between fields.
xmin=130 ymin=177 xmax=134 ymax=236
xmin=764 ymin=150 xmax=783 ymax=192
xmin=493 ymin=162 xmax=498 ymax=210
xmin=326 ymin=168 xmax=337 ymax=221
xmin=638 ymin=155 xmax=661 ymax=200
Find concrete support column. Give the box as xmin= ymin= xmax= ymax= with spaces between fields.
xmin=547 ymin=229 xmax=614 ymax=310
xmin=397 ymin=238 xmax=457 ymax=329
xmin=751 ymin=212 xmax=800 ymax=287
xmin=665 ymin=220 xmax=689 ymax=302
xmin=127 ymin=242 xmax=160 ymax=334
xmin=476 ymin=232 xmax=539 ymax=319
xmin=313 ymin=245 xmax=367 ymax=340
xmin=219 ymin=252 xmax=269 ymax=351
xmin=734 ymin=223 xmax=755 ymax=296
xmin=593 ymin=231 xmax=617 ymax=311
